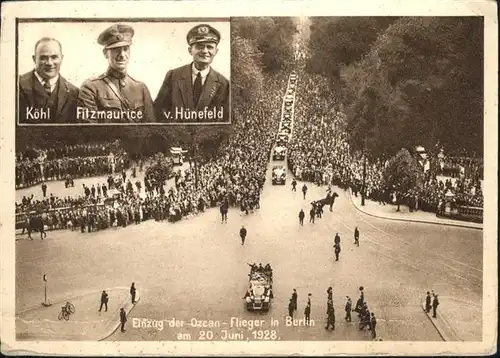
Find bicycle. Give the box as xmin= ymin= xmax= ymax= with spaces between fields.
xmin=58 ymin=301 xmax=75 ymax=321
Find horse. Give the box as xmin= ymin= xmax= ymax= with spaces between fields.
xmin=28 ymin=216 xmax=47 ymax=240
xmin=315 ymin=192 xmax=340 ymax=211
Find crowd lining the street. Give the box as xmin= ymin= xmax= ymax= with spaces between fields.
xmin=287 ymin=72 xmax=484 ymax=214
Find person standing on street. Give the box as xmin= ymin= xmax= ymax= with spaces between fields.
xmin=130 ymin=282 xmax=137 ymax=304
xmin=334 ymin=232 xmax=341 ymax=245
xmin=41 ymin=182 xmax=47 ymax=197
xmin=309 ymin=207 xmax=315 ymax=224
xmin=325 ymin=302 xmax=335 ymax=331
xmin=288 ymin=298 xmax=294 ymax=319
xmin=120 ymin=307 xmax=127 ymax=332
xmin=99 ymin=290 xmax=109 ymax=312
xmin=432 ymin=294 xmax=439 ymax=318
xmin=291 ymin=178 xmax=297 ymax=192
xmin=292 ymin=289 xmax=298 ymax=311
xmin=302 ymin=184 xmax=308 ymax=199
xmin=298 ymin=209 xmax=305 ymax=226
xmin=354 ymin=227 xmax=360 ymax=246
xmin=304 ymin=293 xmax=312 ymax=326
xmin=239 ymin=225 xmax=247 ymax=245
xmin=327 ymin=286 xmax=333 ymax=301
xmin=370 ymin=312 xmax=377 ymax=339
xmin=345 ymin=296 xmax=352 ymax=322
xmin=425 ymin=291 xmax=432 ymax=313
xmin=334 ymin=242 xmax=341 ymax=261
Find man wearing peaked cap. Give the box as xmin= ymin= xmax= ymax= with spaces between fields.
xmin=77 ymin=24 xmax=156 ymax=123
xmin=154 ymin=23 xmax=229 ymax=123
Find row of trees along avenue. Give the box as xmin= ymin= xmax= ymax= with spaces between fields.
xmin=307 ymin=17 xmax=483 ymax=204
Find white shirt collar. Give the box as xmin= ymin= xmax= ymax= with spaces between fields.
xmin=34 ymin=71 xmax=59 ymax=90
xmin=191 ymin=63 xmax=210 ymax=82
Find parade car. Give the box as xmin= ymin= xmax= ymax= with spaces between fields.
xmin=272 ymin=146 xmax=286 ymax=161
xmin=276 ymin=132 xmax=291 ymax=146
xmin=285 ymin=95 xmax=294 ymax=105
xmin=272 ymin=165 xmax=287 ymax=185
xmin=279 ymin=127 xmax=291 ymax=135
xmin=244 ymin=264 xmax=273 ymax=311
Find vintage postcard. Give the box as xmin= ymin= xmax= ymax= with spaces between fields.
xmin=0 ymin=0 xmax=497 ymax=356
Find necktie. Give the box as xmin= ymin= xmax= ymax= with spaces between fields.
xmin=193 ymin=72 xmax=202 ymax=105
xmin=43 ymin=81 xmax=52 ymax=95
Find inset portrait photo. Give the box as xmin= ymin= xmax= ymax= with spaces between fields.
xmin=16 ymin=19 xmax=231 ymax=125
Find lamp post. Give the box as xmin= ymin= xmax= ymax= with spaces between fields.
xmin=42 ymin=274 xmax=51 ymax=307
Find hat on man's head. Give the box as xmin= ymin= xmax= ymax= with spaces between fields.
xmin=187 ymin=24 xmax=220 ymax=45
xmin=98 ymin=24 xmax=134 ymax=49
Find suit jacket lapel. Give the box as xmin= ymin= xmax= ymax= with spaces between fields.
xmin=197 ymin=68 xmax=219 ymax=110
xmin=178 ymin=65 xmax=195 ymax=109
xmin=56 ymin=76 xmax=69 ymax=116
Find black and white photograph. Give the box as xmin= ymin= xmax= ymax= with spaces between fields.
xmin=16 ymin=19 xmax=231 ymax=125
xmin=1 ymin=1 xmax=497 ymax=357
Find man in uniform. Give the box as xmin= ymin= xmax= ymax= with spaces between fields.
xmin=78 ymin=24 xmax=155 ymax=123
xmin=291 ymin=178 xmax=297 ymax=192
xmin=154 ymin=24 xmax=230 ymax=123
xmin=19 ymin=37 xmax=79 ymax=123
xmin=302 ymin=183 xmax=308 ymax=199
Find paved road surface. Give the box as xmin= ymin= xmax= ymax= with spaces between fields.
xmin=15 ymin=160 xmax=482 ymax=341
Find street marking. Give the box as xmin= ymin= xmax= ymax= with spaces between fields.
xmin=356 ymin=214 xmax=482 ymax=273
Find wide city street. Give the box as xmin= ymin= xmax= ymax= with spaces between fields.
xmin=15 ymin=161 xmax=482 ymax=341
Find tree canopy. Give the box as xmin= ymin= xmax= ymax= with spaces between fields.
xmin=382 ymin=148 xmax=424 ymax=201
xmin=307 ymin=17 xmax=483 ymax=158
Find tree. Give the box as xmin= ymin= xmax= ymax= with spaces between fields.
xmin=382 ymin=148 xmax=423 ymax=211
xmin=145 ymin=153 xmax=173 ymax=184
xmin=341 ymin=17 xmax=483 ymax=158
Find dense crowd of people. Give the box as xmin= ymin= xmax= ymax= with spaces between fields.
xmin=16 ymin=74 xmax=288 ymax=233
xmin=287 ymin=71 xmax=484 ymax=214
xmin=15 ymin=143 xmax=129 ymax=189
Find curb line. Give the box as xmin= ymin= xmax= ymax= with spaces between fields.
xmin=98 ymin=292 xmax=141 ymax=341
xmin=421 ymin=301 xmax=446 ymax=341
xmin=348 ymin=191 xmax=482 ymax=230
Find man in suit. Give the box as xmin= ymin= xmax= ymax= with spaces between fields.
xmin=154 ymin=24 xmax=230 ymax=123
xmin=77 ymin=24 xmax=155 ymax=123
xmin=18 ymin=37 xmax=79 ymax=124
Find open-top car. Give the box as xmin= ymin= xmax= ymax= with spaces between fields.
xmin=272 ymin=146 xmax=286 ymax=161
xmin=279 ymin=126 xmax=292 ymax=135
xmin=272 ymin=165 xmax=287 ymax=185
xmin=244 ymin=263 xmax=273 ymax=311
xmin=276 ymin=132 xmax=290 ymax=146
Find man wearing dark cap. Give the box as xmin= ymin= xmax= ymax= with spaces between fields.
xmin=154 ymin=23 xmax=230 ymax=123
xmin=77 ymin=24 xmax=155 ymax=123
xmin=19 ymin=37 xmax=79 ymax=123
